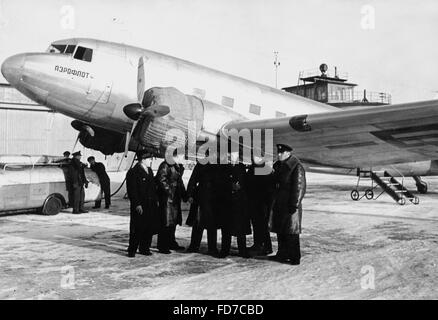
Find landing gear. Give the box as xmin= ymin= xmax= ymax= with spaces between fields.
xmin=351 ymin=189 xmax=360 ymax=201
xmin=413 ymin=176 xmax=428 ymax=194
xmin=417 ymin=182 xmax=428 ymax=194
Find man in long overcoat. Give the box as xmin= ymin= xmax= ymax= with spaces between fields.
xmin=126 ymin=150 xmax=160 ymax=257
xmin=186 ymin=161 xmax=221 ymax=255
xmin=155 ymin=154 xmax=187 ymax=253
xmin=270 ymin=144 xmax=306 ymax=265
xmin=218 ymin=152 xmax=251 ymax=258
xmin=67 ymin=151 xmax=89 ymax=214
xmin=246 ymin=155 xmax=274 ymax=255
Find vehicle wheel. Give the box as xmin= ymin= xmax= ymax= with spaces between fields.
xmin=41 ymin=195 xmax=63 ymax=216
xmin=397 ymin=197 xmax=406 ymax=206
xmin=365 ymin=189 xmax=374 ymax=200
xmin=417 ymin=182 xmax=428 ymax=194
xmin=351 ymin=190 xmax=360 ymax=201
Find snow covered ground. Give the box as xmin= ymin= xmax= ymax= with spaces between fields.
xmin=0 ymin=173 xmax=437 ymax=299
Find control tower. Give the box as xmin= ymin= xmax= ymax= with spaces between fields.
xmin=282 ymin=63 xmax=391 ymax=107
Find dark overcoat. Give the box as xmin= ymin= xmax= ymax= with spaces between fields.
xmin=90 ymin=162 xmax=110 ymax=189
xmin=126 ymin=163 xmax=160 ymax=234
xmin=186 ymin=162 xmax=220 ymax=229
xmin=246 ymin=164 xmax=275 ymax=219
xmin=66 ymin=158 xmax=88 ymax=190
xmin=155 ymin=161 xmax=187 ymax=227
xmin=220 ymin=163 xmax=251 ymax=236
xmin=270 ymin=155 xmax=306 ymax=235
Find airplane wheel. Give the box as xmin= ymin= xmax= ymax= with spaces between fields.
xmin=417 ymin=182 xmax=428 ymax=194
xmin=397 ymin=197 xmax=406 ymax=206
xmin=365 ymin=189 xmax=374 ymax=200
xmin=41 ymin=194 xmax=63 ymax=216
xmin=351 ymin=190 xmax=360 ymax=201
xmin=412 ymin=197 xmax=420 ymax=205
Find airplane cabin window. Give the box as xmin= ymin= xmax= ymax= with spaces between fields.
xmin=74 ymin=46 xmax=93 ymax=62
xmin=65 ymin=45 xmax=76 ymax=55
xmin=249 ymin=104 xmax=261 ymax=115
xmin=221 ymin=96 xmax=234 ymax=108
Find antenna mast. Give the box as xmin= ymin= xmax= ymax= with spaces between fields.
xmin=274 ymin=51 xmax=280 ymax=88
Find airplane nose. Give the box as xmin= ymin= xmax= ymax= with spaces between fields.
xmin=1 ymin=53 xmax=26 ymax=86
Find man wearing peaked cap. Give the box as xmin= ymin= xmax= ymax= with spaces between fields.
xmin=276 ymin=144 xmax=293 ymax=153
xmin=125 ymin=149 xmax=159 ymax=257
xmin=67 ymin=150 xmax=89 ymax=214
xmin=88 ymin=156 xmax=111 ymax=210
xmin=269 ymin=143 xmax=306 ymax=265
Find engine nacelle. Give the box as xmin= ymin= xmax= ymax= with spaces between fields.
xmin=133 ymin=87 xmax=205 ymax=156
xmin=71 ymin=120 xmax=126 ymax=155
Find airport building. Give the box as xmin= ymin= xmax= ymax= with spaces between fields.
xmin=282 ymin=64 xmax=391 ymax=108
xmin=0 ymin=82 xmax=77 ymax=155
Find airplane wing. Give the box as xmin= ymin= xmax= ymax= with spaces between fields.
xmin=223 ymin=99 xmax=438 ymax=168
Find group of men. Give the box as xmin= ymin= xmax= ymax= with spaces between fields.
xmin=126 ymin=143 xmax=306 ymax=265
xmin=58 ymin=151 xmax=111 ymax=214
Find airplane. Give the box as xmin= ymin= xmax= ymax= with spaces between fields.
xmin=2 ymin=38 xmax=438 ymax=205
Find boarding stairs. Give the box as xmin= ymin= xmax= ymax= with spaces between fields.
xmin=351 ymin=170 xmax=419 ymax=205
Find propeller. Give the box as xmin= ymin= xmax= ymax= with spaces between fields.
xmin=117 ymin=56 xmax=171 ymax=171
xmin=116 ymin=56 xmax=147 ymax=170
xmin=117 ymin=103 xmax=171 ymax=170
xmin=72 ymin=133 xmax=80 ymax=152
xmin=70 ymin=120 xmax=95 ymax=153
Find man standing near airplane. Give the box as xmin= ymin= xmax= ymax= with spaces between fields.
xmin=87 ymin=156 xmax=111 ymax=209
xmin=67 ymin=151 xmax=89 ymax=214
xmin=246 ymin=154 xmax=274 ymax=256
xmin=156 ymin=153 xmax=187 ymax=254
xmin=186 ymin=160 xmax=220 ymax=255
xmin=270 ymin=144 xmax=306 ymax=265
xmin=126 ymin=150 xmax=159 ymax=258
xmin=218 ymin=151 xmax=252 ymax=258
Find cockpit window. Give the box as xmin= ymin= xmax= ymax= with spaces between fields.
xmin=47 ymin=44 xmax=67 ymax=53
xmin=65 ymin=45 xmax=76 ymax=55
xmin=53 ymin=44 xmax=67 ymax=53
xmin=74 ymin=46 xmax=93 ymax=62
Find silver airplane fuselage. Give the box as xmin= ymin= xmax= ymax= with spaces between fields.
xmin=1 ymin=38 xmax=333 ymax=134
xmin=1 ymin=38 xmax=437 ymax=177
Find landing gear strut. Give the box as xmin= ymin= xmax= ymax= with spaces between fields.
xmin=413 ymin=176 xmax=428 ymax=194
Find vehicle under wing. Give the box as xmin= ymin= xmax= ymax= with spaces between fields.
xmin=223 ymin=99 xmax=438 ymax=168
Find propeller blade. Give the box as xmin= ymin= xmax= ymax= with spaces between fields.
xmin=72 ymin=132 xmax=80 ymax=152
xmin=117 ymin=119 xmax=139 ymax=171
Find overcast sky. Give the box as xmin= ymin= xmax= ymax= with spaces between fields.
xmin=1 ymin=0 xmax=437 ymax=103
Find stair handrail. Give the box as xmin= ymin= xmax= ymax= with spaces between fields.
xmin=389 ymin=165 xmax=405 ymax=187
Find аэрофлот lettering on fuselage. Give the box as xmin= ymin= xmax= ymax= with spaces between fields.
xmin=54 ymin=65 xmax=90 ymax=78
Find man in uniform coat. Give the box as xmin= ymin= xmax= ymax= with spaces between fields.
xmin=218 ymin=151 xmax=251 ymax=258
xmin=186 ymin=161 xmax=219 ymax=255
xmin=55 ymin=151 xmax=72 ymax=207
xmin=246 ymin=155 xmax=274 ymax=256
xmin=87 ymin=156 xmax=111 ymax=209
xmin=67 ymin=151 xmax=89 ymax=214
xmin=126 ymin=150 xmax=159 ymax=257
xmin=155 ymin=154 xmax=187 ymax=254
xmin=270 ymin=144 xmax=306 ymax=265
